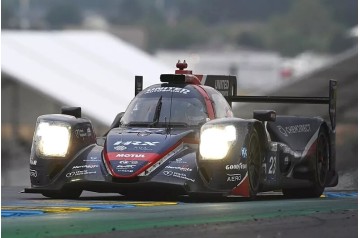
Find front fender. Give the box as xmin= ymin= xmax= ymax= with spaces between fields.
xmin=29 ymin=114 xmax=96 ymax=187
xmin=197 ymin=118 xmax=264 ymax=196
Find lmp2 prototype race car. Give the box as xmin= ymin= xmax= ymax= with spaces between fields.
xmin=24 ymin=61 xmax=338 ymax=199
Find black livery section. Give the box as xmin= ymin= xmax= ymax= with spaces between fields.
xmin=24 ymin=61 xmax=338 ymax=199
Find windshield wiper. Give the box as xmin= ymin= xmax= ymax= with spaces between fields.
xmin=149 ymin=96 xmax=162 ymax=127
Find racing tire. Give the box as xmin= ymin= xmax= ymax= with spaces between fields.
xmin=283 ymin=127 xmax=329 ymax=198
xmin=247 ymin=129 xmax=262 ymax=198
xmin=42 ymin=189 xmax=82 ymax=199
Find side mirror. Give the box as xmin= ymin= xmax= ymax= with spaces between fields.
xmin=96 ymin=137 xmax=105 ymax=146
xmin=61 ymin=106 xmax=81 ymax=118
xmin=253 ymin=110 xmax=276 ymax=122
xmin=103 ymin=112 xmax=125 ymax=136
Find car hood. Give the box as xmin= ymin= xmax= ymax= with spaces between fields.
xmin=104 ymin=127 xmax=197 ymax=178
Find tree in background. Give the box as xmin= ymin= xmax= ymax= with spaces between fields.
xmin=1 ymin=0 xmax=357 ymax=54
xmin=45 ymin=2 xmax=82 ymax=29
xmin=260 ymin=0 xmax=345 ymax=56
xmin=1 ymin=0 xmax=17 ymax=29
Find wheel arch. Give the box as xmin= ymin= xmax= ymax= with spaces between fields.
xmin=319 ymin=121 xmax=337 ymax=187
xmin=253 ymin=121 xmax=268 ymax=154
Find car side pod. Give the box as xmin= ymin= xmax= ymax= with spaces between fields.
xmin=253 ymin=110 xmax=276 ymax=122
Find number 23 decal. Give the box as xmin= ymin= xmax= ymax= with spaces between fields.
xmin=268 ymin=156 xmax=276 ymax=175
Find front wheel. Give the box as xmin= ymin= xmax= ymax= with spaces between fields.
xmin=247 ymin=129 xmax=262 ymax=198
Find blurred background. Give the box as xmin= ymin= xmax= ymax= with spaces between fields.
xmin=1 ymin=0 xmax=358 ymax=188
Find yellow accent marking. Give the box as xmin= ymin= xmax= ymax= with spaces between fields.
xmin=2 ymin=206 xmax=91 ymax=213
xmin=31 ymin=200 xmax=178 ymax=206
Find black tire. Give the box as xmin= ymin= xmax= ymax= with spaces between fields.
xmin=283 ymin=127 xmax=329 ymax=198
xmin=42 ymin=189 xmax=82 ymax=199
xmin=247 ymin=129 xmax=262 ymax=198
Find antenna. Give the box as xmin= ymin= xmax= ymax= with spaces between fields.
xmin=135 ymin=76 xmax=143 ymax=96
xmin=167 ymin=90 xmax=174 ymax=134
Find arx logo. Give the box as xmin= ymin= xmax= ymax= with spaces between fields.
xmin=114 ymin=141 xmax=160 ymax=146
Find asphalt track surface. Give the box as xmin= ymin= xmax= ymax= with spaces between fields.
xmin=1 ymin=187 xmax=357 ymax=238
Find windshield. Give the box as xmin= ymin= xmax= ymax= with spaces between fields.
xmin=121 ymin=85 xmax=208 ymax=127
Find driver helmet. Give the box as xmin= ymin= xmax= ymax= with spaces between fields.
xmin=185 ymin=101 xmax=206 ymax=124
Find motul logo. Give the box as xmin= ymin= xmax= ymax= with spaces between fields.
xmin=114 ymin=141 xmax=159 ymax=146
xmin=116 ymin=154 xmax=145 ymax=158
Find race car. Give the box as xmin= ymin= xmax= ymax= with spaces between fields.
xmin=24 ymin=61 xmax=338 ymax=199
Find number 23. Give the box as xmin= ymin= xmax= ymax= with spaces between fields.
xmin=268 ymin=156 xmax=276 ymax=175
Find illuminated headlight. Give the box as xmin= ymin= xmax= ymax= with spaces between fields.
xmin=199 ymin=125 xmax=236 ymax=160
xmin=35 ymin=122 xmax=71 ymax=157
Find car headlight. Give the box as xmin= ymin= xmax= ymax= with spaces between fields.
xmin=35 ymin=122 xmax=71 ymax=157
xmin=199 ymin=125 xmax=236 ymax=160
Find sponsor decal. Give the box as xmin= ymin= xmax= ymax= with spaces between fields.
xmin=83 ymin=157 xmax=101 ymax=162
xmin=277 ymin=126 xmax=288 ymax=137
xmin=163 ymin=170 xmax=195 ymax=182
xmin=86 ymin=127 xmax=92 ymax=136
xmin=133 ymin=146 xmax=153 ymax=151
xmin=116 ymin=153 xmax=145 ymax=158
xmin=138 ymin=131 xmax=151 ymax=137
xmin=30 ymin=157 xmax=37 ymax=165
xmin=163 ymin=170 xmax=173 ymax=176
xmin=174 ymin=158 xmax=187 ymax=164
xmin=110 ymin=160 xmax=148 ymax=175
xmin=227 ymin=174 xmax=242 ymax=182
xmin=116 ymin=164 xmax=136 ymax=169
xmin=270 ymin=143 xmax=277 ymax=152
xmin=118 ymin=160 xmax=139 ymax=165
xmin=75 ymin=128 xmax=90 ymax=138
xmin=30 ymin=169 xmax=37 ymax=178
xmin=116 ymin=169 xmax=134 ymax=173
xmin=215 ymin=80 xmax=229 ymax=90
xmin=214 ymin=80 xmax=230 ymax=96
xmin=241 ymin=147 xmax=247 ymax=159
xmin=66 ymin=170 xmax=96 ymax=178
xmin=144 ymin=87 xmax=190 ymax=95
xmin=114 ymin=145 xmax=127 ymax=151
xmin=225 ymin=163 xmax=247 ymax=170
xmin=114 ymin=141 xmax=160 ymax=146
xmin=165 ymin=165 xmax=192 ymax=172
xmin=277 ymin=124 xmax=311 ymax=137
xmin=72 ymin=165 xmax=99 ymax=169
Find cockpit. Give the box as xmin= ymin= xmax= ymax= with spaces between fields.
xmin=121 ymin=84 xmax=208 ymax=127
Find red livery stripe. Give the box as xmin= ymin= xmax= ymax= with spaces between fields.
xmin=230 ymin=173 xmax=250 ymax=197
xmin=106 ymin=152 xmax=158 ymax=161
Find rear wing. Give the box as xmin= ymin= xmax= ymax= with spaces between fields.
xmin=224 ymin=80 xmax=337 ymax=131
xmin=198 ymin=75 xmax=237 ymax=97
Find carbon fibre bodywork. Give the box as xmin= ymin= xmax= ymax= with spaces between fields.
xmin=24 ymin=64 xmax=338 ymax=199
